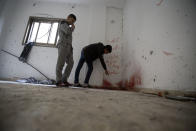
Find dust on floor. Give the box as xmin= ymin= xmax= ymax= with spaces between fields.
xmin=0 ymin=83 xmax=196 ymax=131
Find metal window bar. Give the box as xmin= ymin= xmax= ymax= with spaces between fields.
xmin=54 ymin=22 xmax=60 ymax=46
xmin=24 ymin=21 xmax=32 ymax=44
xmin=47 ymin=22 xmax=53 ymax=44
xmin=27 ymin=21 xmax=35 ymax=43
xmin=35 ymin=22 xmax=41 ymax=42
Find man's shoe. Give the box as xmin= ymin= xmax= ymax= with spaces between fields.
xmin=63 ymin=81 xmax=72 ymax=87
xmin=82 ymin=83 xmax=90 ymax=88
xmin=74 ymin=83 xmax=82 ymax=87
xmin=56 ymin=82 xmax=66 ymax=87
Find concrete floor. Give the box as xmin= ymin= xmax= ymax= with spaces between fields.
xmin=0 ymin=83 xmax=196 ymax=131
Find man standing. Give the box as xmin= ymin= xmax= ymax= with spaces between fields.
xmin=74 ymin=42 xmax=112 ymax=87
xmin=56 ymin=14 xmax=76 ymax=87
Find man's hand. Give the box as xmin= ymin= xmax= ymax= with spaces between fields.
xmin=71 ymin=24 xmax=75 ymax=31
xmin=105 ymin=70 xmax=109 ymax=75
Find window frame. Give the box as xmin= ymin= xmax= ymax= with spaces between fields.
xmin=22 ymin=16 xmax=65 ymax=48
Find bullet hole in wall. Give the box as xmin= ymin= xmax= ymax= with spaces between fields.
xmin=153 ymin=75 xmax=157 ymax=82
xmin=142 ymin=56 xmax=147 ymax=60
xmin=150 ymin=50 xmax=154 ymax=55
xmin=33 ymin=3 xmax=37 ymax=7
xmin=110 ymin=20 xmax=115 ymax=24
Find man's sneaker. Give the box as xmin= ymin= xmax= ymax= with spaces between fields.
xmin=56 ymin=82 xmax=66 ymax=87
xmin=63 ymin=81 xmax=72 ymax=87
xmin=74 ymin=83 xmax=82 ymax=87
xmin=82 ymin=83 xmax=89 ymax=88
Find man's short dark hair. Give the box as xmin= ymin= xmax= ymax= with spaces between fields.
xmin=104 ymin=45 xmax=112 ymax=53
xmin=68 ymin=14 xmax=77 ymax=21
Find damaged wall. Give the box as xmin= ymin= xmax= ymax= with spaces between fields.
xmin=0 ymin=0 xmax=124 ymax=86
xmin=123 ymin=0 xmax=196 ymax=91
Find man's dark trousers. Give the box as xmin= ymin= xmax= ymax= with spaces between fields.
xmin=74 ymin=50 xmax=93 ymax=84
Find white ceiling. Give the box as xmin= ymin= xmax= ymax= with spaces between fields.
xmin=33 ymin=0 xmax=125 ymax=5
xmin=35 ymin=0 xmax=121 ymax=3
xmin=32 ymin=0 xmax=125 ymax=8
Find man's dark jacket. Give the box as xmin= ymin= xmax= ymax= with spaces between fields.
xmin=83 ymin=43 xmax=107 ymax=70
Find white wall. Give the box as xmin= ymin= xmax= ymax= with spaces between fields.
xmin=1 ymin=0 xmax=195 ymax=92
xmin=123 ymin=0 xmax=196 ymax=91
xmin=0 ymin=0 xmax=124 ymax=86
xmin=0 ymin=0 xmax=7 ymax=50
xmin=103 ymin=7 xmax=123 ymax=87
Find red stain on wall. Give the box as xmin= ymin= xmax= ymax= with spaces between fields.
xmin=103 ymin=79 xmax=113 ymax=87
xmin=107 ymin=37 xmax=120 ymax=44
xmin=102 ymin=72 xmax=142 ymax=91
xmin=116 ymin=80 xmax=123 ymax=87
xmin=124 ymin=73 xmax=142 ymax=90
xmin=156 ymin=0 xmax=163 ymax=6
xmin=101 ymin=79 xmax=122 ymax=90
xmin=163 ymin=51 xmax=174 ymax=56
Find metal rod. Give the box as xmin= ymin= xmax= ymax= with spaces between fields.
xmin=35 ymin=22 xmax=41 ymax=42
xmin=1 ymin=49 xmax=50 ymax=80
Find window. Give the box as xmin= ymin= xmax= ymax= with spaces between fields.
xmin=22 ymin=16 xmax=65 ymax=47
